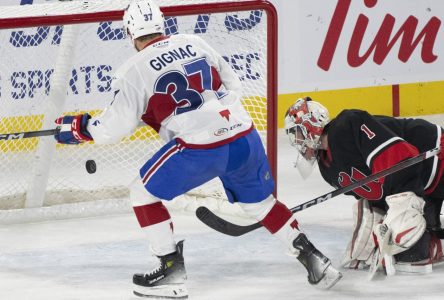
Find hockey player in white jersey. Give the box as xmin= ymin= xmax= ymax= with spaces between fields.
xmin=54 ymin=0 xmax=342 ymax=298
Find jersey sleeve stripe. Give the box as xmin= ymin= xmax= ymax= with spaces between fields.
xmin=365 ymin=137 xmax=403 ymax=167
xmin=370 ymin=141 xmax=419 ymax=177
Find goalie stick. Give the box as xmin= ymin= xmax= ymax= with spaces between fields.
xmin=0 ymin=128 xmax=60 ymax=141
xmin=196 ymin=147 xmax=441 ymax=237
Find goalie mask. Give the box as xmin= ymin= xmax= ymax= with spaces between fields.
xmin=123 ymin=0 xmax=165 ymax=41
xmin=284 ymin=97 xmax=329 ymax=178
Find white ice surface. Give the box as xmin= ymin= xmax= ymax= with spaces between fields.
xmin=0 ymin=131 xmax=442 ymax=300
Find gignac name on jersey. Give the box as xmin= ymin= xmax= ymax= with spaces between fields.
xmin=150 ymin=45 xmax=197 ymax=71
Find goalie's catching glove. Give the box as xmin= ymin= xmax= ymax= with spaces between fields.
xmin=55 ymin=113 xmax=93 ymax=144
xmin=374 ymin=192 xmax=426 ymax=256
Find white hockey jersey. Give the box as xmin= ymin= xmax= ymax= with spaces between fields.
xmin=87 ymin=34 xmax=253 ymax=148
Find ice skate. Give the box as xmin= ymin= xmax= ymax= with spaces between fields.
xmin=293 ymin=233 xmax=342 ymax=289
xmin=133 ymin=240 xmax=188 ymax=299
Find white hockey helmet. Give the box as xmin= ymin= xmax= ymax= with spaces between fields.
xmin=123 ymin=0 xmax=165 ymax=41
xmin=285 ymin=97 xmax=329 ymax=177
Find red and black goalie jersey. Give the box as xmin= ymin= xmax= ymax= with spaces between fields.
xmin=317 ymin=109 xmax=444 ymax=204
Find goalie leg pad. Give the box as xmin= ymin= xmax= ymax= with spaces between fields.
xmin=342 ymin=199 xmax=384 ymax=268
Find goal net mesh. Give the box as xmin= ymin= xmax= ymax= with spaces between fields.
xmin=0 ymin=0 xmax=275 ymax=223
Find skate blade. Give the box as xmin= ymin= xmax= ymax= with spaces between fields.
xmin=133 ymin=283 xmax=188 ymax=299
xmin=315 ymin=265 xmax=343 ymax=290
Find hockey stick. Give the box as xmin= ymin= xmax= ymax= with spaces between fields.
xmin=0 ymin=128 xmax=60 ymax=141
xmin=196 ymin=147 xmax=441 ymax=237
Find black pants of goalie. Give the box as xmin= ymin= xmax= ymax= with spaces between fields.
xmin=293 ymin=233 xmax=342 ymax=289
xmin=133 ymin=240 xmax=188 ymax=299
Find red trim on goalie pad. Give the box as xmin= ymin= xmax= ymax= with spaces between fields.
xmin=371 ymin=141 xmax=419 ymax=181
xmin=430 ymin=233 xmax=443 ymax=263
xmin=260 ymin=201 xmax=294 ymax=234
xmin=133 ymin=202 xmax=171 ymax=228
xmin=372 ymin=232 xmax=379 ymax=247
xmin=350 ymin=200 xmax=364 ymax=256
xmin=395 ymin=226 xmax=416 ymax=244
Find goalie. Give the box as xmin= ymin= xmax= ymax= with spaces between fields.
xmin=284 ymin=97 xmax=444 ymax=275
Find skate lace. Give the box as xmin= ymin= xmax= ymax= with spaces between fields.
xmin=144 ymin=258 xmax=163 ymax=277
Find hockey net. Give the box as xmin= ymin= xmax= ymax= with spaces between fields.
xmin=0 ymin=0 xmax=277 ymax=223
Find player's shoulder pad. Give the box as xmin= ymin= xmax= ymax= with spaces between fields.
xmin=178 ymin=33 xmax=212 ymax=50
xmin=336 ymin=109 xmax=373 ymax=123
xmin=114 ymin=44 xmax=155 ymax=84
xmin=174 ymin=33 xmax=202 ymax=42
xmin=114 ymin=53 xmax=141 ymax=79
xmin=332 ymin=109 xmax=375 ymax=132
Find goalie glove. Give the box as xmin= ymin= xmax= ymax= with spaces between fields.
xmin=55 ymin=113 xmax=93 ymax=144
xmin=374 ymin=192 xmax=426 ymax=256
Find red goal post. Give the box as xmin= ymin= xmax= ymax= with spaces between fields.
xmin=0 ymin=0 xmax=277 ymax=223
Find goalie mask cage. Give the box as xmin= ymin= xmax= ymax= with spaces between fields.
xmin=0 ymin=0 xmax=277 ymax=223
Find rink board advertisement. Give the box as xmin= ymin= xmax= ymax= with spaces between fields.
xmin=279 ymin=0 xmax=444 ymax=92
xmin=1 ymin=0 xmax=444 ymax=126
